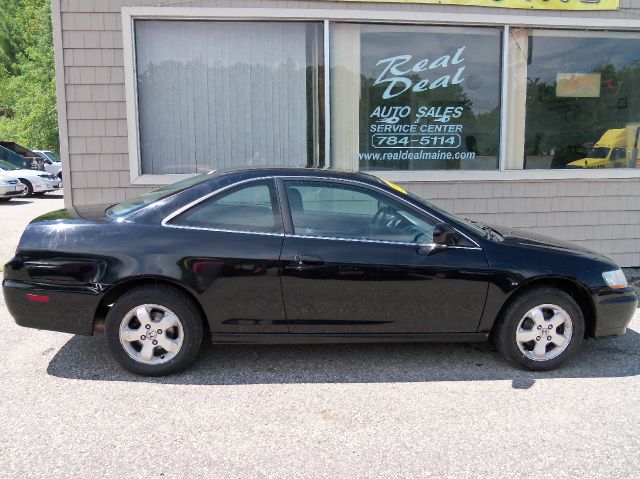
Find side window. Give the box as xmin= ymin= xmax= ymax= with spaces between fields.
xmin=611 ymin=147 xmax=626 ymax=162
xmin=285 ymin=181 xmax=435 ymax=243
xmin=170 ymin=180 xmax=282 ymax=233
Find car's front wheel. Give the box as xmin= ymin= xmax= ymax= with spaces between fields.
xmin=19 ymin=179 xmax=33 ymax=196
xmin=105 ymin=285 xmax=204 ymax=376
xmin=494 ymin=287 xmax=585 ymax=371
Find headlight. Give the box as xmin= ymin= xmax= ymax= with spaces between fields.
xmin=602 ymin=269 xmax=628 ymax=289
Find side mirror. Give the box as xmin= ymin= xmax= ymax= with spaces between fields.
xmin=432 ymin=223 xmax=459 ymax=246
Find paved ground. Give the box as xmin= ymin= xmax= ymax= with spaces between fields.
xmin=0 ymin=193 xmax=64 ymax=265
xmin=1 ymin=198 xmax=639 ymax=478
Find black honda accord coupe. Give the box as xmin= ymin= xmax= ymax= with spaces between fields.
xmin=3 ymin=168 xmax=637 ymax=375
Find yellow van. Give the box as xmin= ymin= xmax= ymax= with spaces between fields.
xmin=567 ymin=129 xmax=627 ymax=169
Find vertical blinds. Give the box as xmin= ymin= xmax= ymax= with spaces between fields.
xmin=135 ymin=21 xmax=320 ymax=175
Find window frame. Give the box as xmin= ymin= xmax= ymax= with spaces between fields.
xmin=122 ymin=7 xmax=640 ymax=184
xmin=162 ymin=177 xmax=285 ymax=236
xmin=281 ymin=178 xmax=438 ymax=245
xmin=278 ymin=176 xmax=481 ymax=248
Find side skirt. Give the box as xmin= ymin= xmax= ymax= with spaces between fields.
xmin=211 ymin=332 xmax=490 ymax=345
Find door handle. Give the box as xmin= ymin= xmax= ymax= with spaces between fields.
xmin=295 ymin=253 xmax=324 ymax=266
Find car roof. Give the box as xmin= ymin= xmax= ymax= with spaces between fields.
xmin=212 ymin=167 xmax=385 ymax=186
xmin=119 ymin=168 xmax=395 ymax=223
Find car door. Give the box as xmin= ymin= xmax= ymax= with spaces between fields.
xmin=163 ymin=178 xmax=288 ymax=334
xmin=278 ymin=178 xmax=490 ymax=334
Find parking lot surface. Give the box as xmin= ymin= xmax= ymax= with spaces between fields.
xmin=1 ymin=198 xmax=639 ymax=478
xmin=0 ymin=193 xmax=64 ymax=263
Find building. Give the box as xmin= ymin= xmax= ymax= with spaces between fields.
xmin=52 ymin=0 xmax=640 ymax=265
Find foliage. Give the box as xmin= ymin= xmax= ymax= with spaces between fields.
xmin=0 ymin=0 xmax=59 ymax=152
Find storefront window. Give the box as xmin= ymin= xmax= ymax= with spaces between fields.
xmin=135 ymin=20 xmax=324 ymax=175
xmin=130 ymin=18 xmax=640 ymax=178
xmin=519 ymin=30 xmax=640 ymax=170
xmin=331 ymin=24 xmax=502 ymax=171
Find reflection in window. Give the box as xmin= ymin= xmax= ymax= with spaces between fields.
xmin=285 ymin=181 xmax=435 ymax=243
xmin=135 ymin=21 xmax=324 ymax=175
xmin=331 ymin=24 xmax=502 ymax=171
xmin=521 ymin=30 xmax=640 ymax=169
xmin=171 ymin=181 xmax=281 ymax=233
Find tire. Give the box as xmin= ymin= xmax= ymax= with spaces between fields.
xmin=105 ymin=285 xmax=204 ymax=376
xmin=19 ymin=179 xmax=33 ymax=196
xmin=493 ymin=287 xmax=585 ymax=371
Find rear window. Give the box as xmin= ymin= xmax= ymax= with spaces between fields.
xmin=106 ymin=174 xmax=213 ymax=218
xmin=170 ymin=180 xmax=281 ymax=233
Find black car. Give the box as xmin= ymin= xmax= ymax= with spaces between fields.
xmin=3 ymin=169 xmax=637 ymax=375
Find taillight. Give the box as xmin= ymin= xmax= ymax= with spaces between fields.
xmin=26 ymin=294 xmax=49 ymax=303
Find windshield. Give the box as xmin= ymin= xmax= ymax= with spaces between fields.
xmin=586 ymin=147 xmax=610 ymax=159
xmin=399 ymin=187 xmax=487 ymax=238
xmin=39 ymin=151 xmax=61 ymax=162
xmin=0 ymin=161 xmax=18 ymax=171
xmin=106 ymin=173 xmax=214 ymax=218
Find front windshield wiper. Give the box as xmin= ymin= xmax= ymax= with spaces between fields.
xmin=464 ymin=218 xmax=504 ymax=241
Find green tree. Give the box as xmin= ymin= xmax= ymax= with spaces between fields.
xmin=0 ymin=0 xmax=59 ymax=152
xmin=0 ymin=0 xmax=21 ymax=73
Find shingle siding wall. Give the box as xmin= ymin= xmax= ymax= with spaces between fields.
xmin=56 ymin=0 xmax=640 ymax=266
xmin=396 ymin=179 xmax=640 ymax=267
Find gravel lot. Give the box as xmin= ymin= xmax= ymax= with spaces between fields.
xmin=1 ymin=197 xmax=639 ymax=478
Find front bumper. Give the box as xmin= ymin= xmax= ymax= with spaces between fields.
xmin=593 ymin=287 xmax=637 ymax=337
xmin=32 ymin=181 xmax=54 ymax=192
xmin=31 ymin=177 xmax=60 ymax=192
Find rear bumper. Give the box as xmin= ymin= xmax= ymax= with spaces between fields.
xmin=593 ymin=287 xmax=637 ymax=337
xmin=2 ymin=279 xmax=104 ymax=335
xmin=0 ymin=184 xmax=26 ymax=197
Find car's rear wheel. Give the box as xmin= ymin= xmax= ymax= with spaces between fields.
xmin=493 ymin=287 xmax=584 ymax=371
xmin=105 ymin=285 xmax=204 ymax=376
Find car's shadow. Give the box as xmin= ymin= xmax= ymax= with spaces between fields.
xmin=37 ymin=193 xmax=64 ymax=199
xmin=1 ymin=199 xmax=32 ymax=206
xmin=47 ymin=329 xmax=640 ymax=389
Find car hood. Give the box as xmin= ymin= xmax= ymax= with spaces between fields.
xmin=566 ymin=158 xmax=608 ymax=168
xmin=490 ymin=224 xmax=616 ymax=263
xmin=1 ymin=169 xmax=49 ymax=178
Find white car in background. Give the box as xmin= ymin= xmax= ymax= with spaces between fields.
xmin=32 ymin=150 xmax=63 ymax=180
xmin=0 ymin=174 xmax=27 ymax=201
xmin=0 ymin=161 xmax=61 ymax=196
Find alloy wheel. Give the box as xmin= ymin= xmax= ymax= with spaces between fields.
xmin=515 ymin=304 xmax=573 ymax=361
xmin=118 ymin=304 xmax=184 ymax=365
